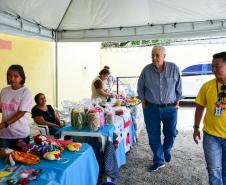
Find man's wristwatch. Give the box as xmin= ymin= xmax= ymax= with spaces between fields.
xmin=193 ymin=125 xmax=199 ymax=129
xmin=3 ymin=121 xmax=9 ymax=128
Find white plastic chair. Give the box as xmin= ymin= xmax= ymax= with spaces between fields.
xmin=30 ymin=122 xmax=50 ymax=136
xmin=56 ymin=100 xmax=77 ymax=122
xmin=36 ymin=124 xmax=50 ymax=136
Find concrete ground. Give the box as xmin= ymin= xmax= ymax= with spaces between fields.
xmin=115 ymin=105 xmax=209 ymax=185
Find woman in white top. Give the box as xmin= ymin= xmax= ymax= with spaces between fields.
xmin=0 ymin=65 xmax=32 ymax=150
xmin=91 ymin=68 xmax=112 ymax=102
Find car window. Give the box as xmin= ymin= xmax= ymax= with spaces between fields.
xmin=181 ymin=63 xmax=212 ymax=76
xmin=207 ymin=64 xmax=212 ymax=73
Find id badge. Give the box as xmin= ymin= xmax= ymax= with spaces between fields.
xmin=215 ymin=106 xmax=222 ymax=116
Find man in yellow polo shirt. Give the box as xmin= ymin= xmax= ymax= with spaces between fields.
xmin=193 ymin=52 xmax=226 ymax=185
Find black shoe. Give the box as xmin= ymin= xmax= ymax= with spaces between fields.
xmin=164 ymin=152 xmax=171 ymax=163
xmin=149 ymin=163 xmax=165 ymax=172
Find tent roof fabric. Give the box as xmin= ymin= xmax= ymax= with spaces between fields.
xmin=0 ymin=0 xmax=226 ymax=41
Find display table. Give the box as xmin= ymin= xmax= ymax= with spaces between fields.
xmin=0 ymin=143 xmax=99 ymax=185
xmin=58 ymin=107 xmax=136 ymax=168
xmin=59 ymin=125 xmax=115 ymax=152
xmin=129 ymin=104 xmax=144 ymax=139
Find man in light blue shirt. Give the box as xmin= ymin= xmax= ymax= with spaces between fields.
xmin=137 ymin=45 xmax=182 ymax=172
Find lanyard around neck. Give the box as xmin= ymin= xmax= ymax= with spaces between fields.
xmin=216 ymin=80 xmax=220 ymax=101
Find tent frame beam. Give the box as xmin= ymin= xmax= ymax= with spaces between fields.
xmin=57 ymin=19 xmax=226 ymax=42
xmin=1 ymin=9 xmax=226 ymax=42
xmin=0 ymin=10 xmax=55 ymax=40
xmin=56 ymin=0 xmax=73 ymax=31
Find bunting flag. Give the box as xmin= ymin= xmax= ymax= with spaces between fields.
xmin=0 ymin=39 xmax=12 ymax=50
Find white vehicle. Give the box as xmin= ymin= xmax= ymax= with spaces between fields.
xmin=181 ymin=63 xmax=215 ymax=98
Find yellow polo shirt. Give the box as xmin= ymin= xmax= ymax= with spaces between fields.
xmin=196 ymin=78 xmax=226 ymax=139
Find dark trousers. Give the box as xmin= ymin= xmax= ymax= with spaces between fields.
xmin=0 ymin=136 xmax=30 ymax=150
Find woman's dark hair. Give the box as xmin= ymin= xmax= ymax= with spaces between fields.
xmin=7 ymin=64 xmax=26 ymax=85
xmin=99 ymin=68 xmax=110 ymax=76
xmin=104 ymin=65 xmax=110 ymax=70
xmin=213 ymin=52 xmax=226 ymax=62
xmin=34 ymin=93 xmax=44 ymax=104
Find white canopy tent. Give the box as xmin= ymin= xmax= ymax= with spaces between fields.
xmin=0 ymin=0 xmax=226 ymax=42
xmin=1 ymin=0 xmax=226 ymax=106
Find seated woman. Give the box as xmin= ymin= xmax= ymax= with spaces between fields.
xmin=32 ymin=93 xmax=63 ymax=138
xmin=91 ymin=68 xmax=113 ymax=103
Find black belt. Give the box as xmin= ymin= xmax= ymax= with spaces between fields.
xmin=148 ymin=102 xmax=176 ymax=107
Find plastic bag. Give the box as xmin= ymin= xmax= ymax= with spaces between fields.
xmin=71 ymin=108 xmax=86 ymax=130
xmin=79 ymin=98 xmax=93 ymax=110
xmin=94 ymin=106 xmax=105 ymax=127
xmin=87 ymin=111 xmax=100 ymax=131
xmin=105 ymin=109 xmax=115 ymax=124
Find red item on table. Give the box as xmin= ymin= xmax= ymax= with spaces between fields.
xmin=115 ymin=110 xmax=123 ymax=115
xmin=18 ymin=178 xmax=29 ymax=185
xmin=46 ymin=138 xmax=73 ymax=148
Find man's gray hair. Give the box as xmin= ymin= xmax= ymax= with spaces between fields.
xmin=152 ymin=45 xmax=166 ymax=54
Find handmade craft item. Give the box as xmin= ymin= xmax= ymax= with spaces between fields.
xmin=67 ymin=143 xmax=82 ymax=152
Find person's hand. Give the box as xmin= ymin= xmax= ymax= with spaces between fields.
xmin=141 ymin=100 xmax=147 ymax=109
xmin=16 ymin=139 xmax=27 ymax=148
xmin=59 ymin=120 xmax=65 ymax=128
xmin=59 ymin=122 xmax=64 ymax=128
xmin=53 ymin=124 xmax=60 ymax=128
xmin=193 ymin=129 xmax=201 ymax=144
xmin=108 ymin=93 xmax=113 ymax=98
xmin=176 ymin=101 xmax=180 ymax=108
xmin=0 ymin=122 xmax=5 ymax=129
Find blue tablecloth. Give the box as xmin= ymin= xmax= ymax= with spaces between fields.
xmin=0 ymin=144 xmax=99 ymax=185
xmin=115 ymin=140 xmax=126 ymax=167
xmin=56 ymin=124 xmax=115 ymax=139
xmin=57 ymin=113 xmax=136 ymax=169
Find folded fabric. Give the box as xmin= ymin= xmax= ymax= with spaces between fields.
xmin=11 ymin=151 xmax=40 ymax=165
xmin=104 ymin=141 xmax=120 ymax=179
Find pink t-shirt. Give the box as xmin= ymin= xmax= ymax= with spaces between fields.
xmin=0 ymin=86 xmax=32 ymax=139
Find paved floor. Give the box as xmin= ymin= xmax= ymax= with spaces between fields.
xmin=115 ymin=105 xmax=208 ymax=185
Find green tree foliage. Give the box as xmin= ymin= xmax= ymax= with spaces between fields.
xmin=101 ymin=39 xmax=172 ymax=48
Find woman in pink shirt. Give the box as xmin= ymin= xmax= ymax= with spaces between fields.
xmin=0 ymin=65 xmax=32 ymax=150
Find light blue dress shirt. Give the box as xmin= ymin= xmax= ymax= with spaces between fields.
xmin=137 ymin=61 xmax=182 ymax=104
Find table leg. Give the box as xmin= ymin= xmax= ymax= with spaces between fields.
xmin=100 ymin=135 xmax=107 ymax=152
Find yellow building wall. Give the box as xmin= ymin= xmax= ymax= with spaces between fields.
xmin=0 ymin=33 xmax=55 ymax=107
